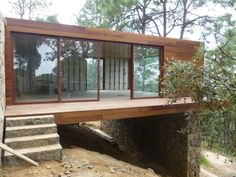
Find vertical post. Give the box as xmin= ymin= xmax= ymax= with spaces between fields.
xmin=97 ymin=41 xmax=100 ymax=101
xmin=109 ymin=45 xmax=112 ymax=90
xmin=57 ymin=37 xmax=62 ymax=102
xmin=11 ymin=33 xmax=17 ymax=104
xmin=103 ymin=43 xmax=106 ymax=90
xmin=114 ymin=54 xmax=116 ymax=90
xmin=159 ymin=46 xmax=164 ymax=97
xmin=130 ymin=44 xmax=134 ymax=99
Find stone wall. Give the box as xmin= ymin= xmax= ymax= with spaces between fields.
xmin=0 ymin=13 xmax=6 ymax=165
xmin=187 ymin=114 xmax=201 ymax=177
xmin=101 ymin=113 xmax=201 ymax=177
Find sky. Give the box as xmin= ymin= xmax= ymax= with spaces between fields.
xmin=0 ymin=0 xmax=87 ymax=25
xmin=0 ymin=0 xmax=235 ymax=43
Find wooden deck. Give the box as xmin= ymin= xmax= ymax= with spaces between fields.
xmin=5 ymin=98 xmax=194 ymax=125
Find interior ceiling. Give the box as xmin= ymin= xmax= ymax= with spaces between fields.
xmin=100 ymin=42 xmax=131 ymax=60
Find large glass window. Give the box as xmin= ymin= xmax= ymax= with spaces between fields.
xmin=13 ymin=33 xmax=162 ymax=103
xmin=60 ymin=39 xmax=99 ymax=101
xmin=14 ymin=34 xmax=58 ymax=103
xmin=133 ymin=45 xmax=161 ymax=98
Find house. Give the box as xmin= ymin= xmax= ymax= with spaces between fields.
xmin=4 ymin=18 xmax=202 ymax=122
xmin=1 ymin=17 xmax=202 ymax=177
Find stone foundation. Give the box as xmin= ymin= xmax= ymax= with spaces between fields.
xmin=101 ymin=113 xmax=201 ymax=177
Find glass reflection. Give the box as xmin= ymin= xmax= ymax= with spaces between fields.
xmin=60 ymin=39 xmax=98 ymax=100
xmin=14 ymin=34 xmax=58 ymax=102
xmin=134 ymin=45 xmax=160 ymax=98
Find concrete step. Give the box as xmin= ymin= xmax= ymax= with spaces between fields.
xmin=5 ymin=124 xmax=57 ymax=138
xmin=5 ymin=115 xmax=54 ymax=127
xmin=4 ymin=144 xmax=62 ymax=166
xmin=5 ymin=133 xmax=60 ymax=149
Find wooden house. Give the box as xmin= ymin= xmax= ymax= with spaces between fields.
xmin=1 ymin=18 xmax=203 ymax=176
xmin=4 ymin=18 xmax=202 ymax=124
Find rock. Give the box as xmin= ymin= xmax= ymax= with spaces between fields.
xmin=110 ymin=169 xmax=116 ymax=173
xmin=147 ymin=168 xmax=155 ymax=173
xmin=46 ymin=165 xmax=51 ymax=169
xmin=69 ymin=168 xmax=76 ymax=173
xmin=58 ymin=173 xmax=65 ymax=177
xmin=64 ymin=170 xmax=71 ymax=175
xmin=51 ymin=170 xmax=57 ymax=176
xmin=121 ymin=168 xmax=126 ymax=173
xmin=87 ymin=165 xmax=94 ymax=169
xmin=109 ymin=168 xmax=116 ymax=173
xmin=60 ymin=162 xmax=67 ymax=167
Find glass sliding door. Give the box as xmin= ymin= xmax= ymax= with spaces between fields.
xmin=133 ymin=45 xmax=161 ymax=98
xmin=60 ymin=39 xmax=99 ymax=101
xmin=14 ymin=33 xmax=58 ymax=103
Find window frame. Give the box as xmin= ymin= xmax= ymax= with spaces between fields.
xmin=131 ymin=44 xmax=164 ymax=99
xmin=11 ymin=32 xmax=163 ymax=104
xmin=12 ymin=33 xmax=59 ymax=104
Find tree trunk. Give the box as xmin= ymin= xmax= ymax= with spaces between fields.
xmin=180 ymin=0 xmax=187 ymax=39
xmin=162 ymin=0 xmax=167 ymax=36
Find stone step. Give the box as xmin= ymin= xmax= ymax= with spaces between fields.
xmin=5 ymin=133 xmax=60 ymax=149
xmin=4 ymin=144 xmax=62 ymax=166
xmin=5 ymin=115 xmax=54 ymax=127
xmin=5 ymin=124 xmax=57 ymax=138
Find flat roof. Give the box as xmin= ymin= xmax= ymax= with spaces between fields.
xmin=5 ymin=17 xmax=201 ymax=46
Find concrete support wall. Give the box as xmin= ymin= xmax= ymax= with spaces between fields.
xmin=101 ymin=113 xmax=201 ymax=177
xmin=0 ymin=13 xmax=6 ymax=165
xmin=104 ymin=58 xmax=129 ymax=90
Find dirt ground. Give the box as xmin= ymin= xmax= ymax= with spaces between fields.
xmin=200 ymin=150 xmax=236 ymax=177
xmin=0 ymin=147 xmax=161 ymax=177
xmin=2 ymin=123 xmax=234 ymax=177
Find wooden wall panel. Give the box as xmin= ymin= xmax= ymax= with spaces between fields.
xmin=5 ymin=18 xmax=203 ymax=105
xmin=5 ymin=28 xmax=13 ymax=105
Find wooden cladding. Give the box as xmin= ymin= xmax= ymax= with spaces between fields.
xmin=5 ymin=18 xmax=202 ymax=105
xmin=5 ymin=18 xmax=201 ymax=61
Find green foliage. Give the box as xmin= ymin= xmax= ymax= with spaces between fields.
xmin=163 ymin=25 xmax=236 ymax=154
xmin=201 ymin=107 xmax=236 ymax=154
xmin=76 ymin=0 xmax=136 ymax=30
xmin=200 ymin=154 xmax=210 ymax=167
xmin=162 ymin=58 xmax=204 ymax=104
xmin=36 ymin=15 xmax=59 ymax=23
xmin=76 ymin=0 xmax=234 ymax=38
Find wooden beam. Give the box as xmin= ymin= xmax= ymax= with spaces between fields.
xmin=0 ymin=143 xmax=38 ymax=166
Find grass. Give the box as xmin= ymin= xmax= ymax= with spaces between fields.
xmin=200 ymin=154 xmax=210 ymax=167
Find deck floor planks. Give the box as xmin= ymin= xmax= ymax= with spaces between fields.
xmin=5 ymin=98 xmax=193 ymax=124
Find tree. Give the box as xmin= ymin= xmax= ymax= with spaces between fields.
xmin=9 ymin=0 xmax=51 ymax=20
xmin=36 ymin=14 xmax=59 ymax=23
xmin=76 ymin=0 xmax=224 ymax=38
xmin=76 ymin=0 xmax=136 ymax=30
xmin=162 ymin=17 xmax=236 ymax=154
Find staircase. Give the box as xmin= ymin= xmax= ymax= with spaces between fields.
xmin=3 ymin=115 xmax=62 ymax=166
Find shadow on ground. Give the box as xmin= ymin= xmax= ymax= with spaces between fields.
xmin=57 ymin=125 xmax=170 ymax=177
